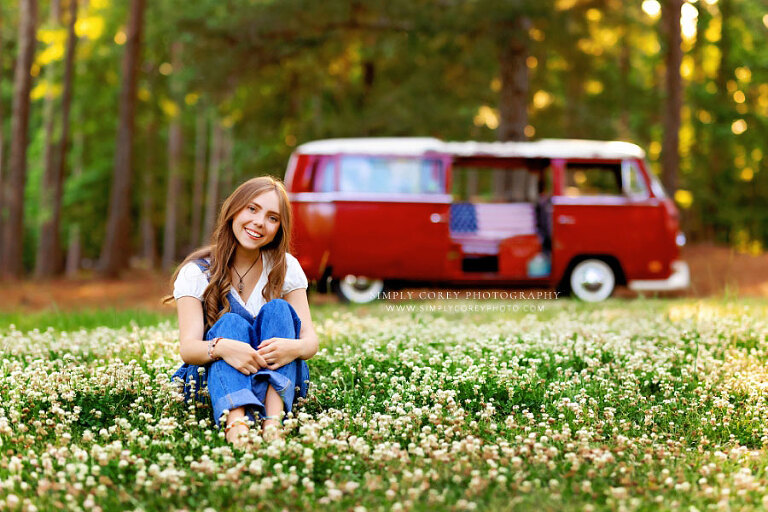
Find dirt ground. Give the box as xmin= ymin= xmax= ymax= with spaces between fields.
xmin=1 ymin=243 xmax=766 ymax=313
xmin=681 ymin=243 xmax=768 ymax=297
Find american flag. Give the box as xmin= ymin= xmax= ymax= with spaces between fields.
xmin=451 ymin=203 xmax=537 ymax=254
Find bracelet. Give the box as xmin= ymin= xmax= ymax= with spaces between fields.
xmin=208 ymin=337 xmax=223 ymax=361
xmin=224 ymin=417 xmax=251 ymax=434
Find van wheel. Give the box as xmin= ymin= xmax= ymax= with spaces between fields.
xmin=569 ymin=259 xmax=615 ymax=302
xmin=335 ymin=275 xmax=385 ymax=304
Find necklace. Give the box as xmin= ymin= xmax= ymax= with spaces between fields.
xmin=233 ymin=253 xmax=261 ymax=293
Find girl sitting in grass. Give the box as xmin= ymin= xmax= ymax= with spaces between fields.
xmin=165 ymin=176 xmax=318 ymax=446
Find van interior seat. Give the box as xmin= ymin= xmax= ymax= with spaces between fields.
xmin=450 ymin=203 xmax=538 ymax=255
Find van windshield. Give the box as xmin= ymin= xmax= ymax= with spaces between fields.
xmin=644 ymin=160 xmax=668 ymax=198
xmin=339 ymin=156 xmax=445 ymax=194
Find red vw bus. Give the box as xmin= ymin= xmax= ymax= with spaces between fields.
xmin=284 ymin=138 xmax=689 ymax=302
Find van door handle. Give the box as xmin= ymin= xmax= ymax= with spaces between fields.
xmin=430 ymin=213 xmax=447 ymax=223
xmin=556 ymin=215 xmax=576 ymax=225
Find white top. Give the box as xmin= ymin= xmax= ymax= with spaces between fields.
xmin=294 ymin=137 xmax=645 ymax=160
xmin=442 ymin=139 xmax=645 ymax=160
xmin=173 ymin=252 xmax=308 ymax=317
xmin=296 ymin=137 xmax=445 ymax=156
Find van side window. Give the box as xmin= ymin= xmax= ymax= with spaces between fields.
xmin=622 ymin=160 xmax=649 ymax=198
xmin=339 ymin=156 xmax=444 ymax=194
xmin=452 ymin=167 xmax=492 ymax=202
xmin=420 ymin=159 xmax=445 ymax=194
xmin=451 ymin=166 xmax=541 ymax=203
xmin=312 ymin=157 xmax=336 ymax=192
xmin=564 ymin=163 xmax=622 ymax=196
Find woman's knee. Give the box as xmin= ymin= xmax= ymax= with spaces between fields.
xmin=261 ymin=298 xmax=293 ymax=315
xmin=208 ymin=312 xmax=252 ymax=340
xmin=256 ymin=299 xmax=300 ymax=339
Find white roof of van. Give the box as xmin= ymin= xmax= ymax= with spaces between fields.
xmin=296 ymin=137 xmax=645 ymax=159
xmin=444 ymin=139 xmax=645 ymax=159
xmin=296 ymin=137 xmax=444 ymax=156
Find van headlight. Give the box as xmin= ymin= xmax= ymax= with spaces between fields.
xmin=676 ymin=232 xmax=686 ymax=247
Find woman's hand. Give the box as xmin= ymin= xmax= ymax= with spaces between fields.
xmin=215 ymin=338 xmax=268 ymax=375
xmin=256 ymin=338 xmax=300 ymax=370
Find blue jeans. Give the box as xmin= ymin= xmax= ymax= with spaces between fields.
xmin=171 ymin=298 xmax=310 ymax=428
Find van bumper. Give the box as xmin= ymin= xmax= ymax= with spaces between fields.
xmin=628 ymin=260 xmax=690 ymax=292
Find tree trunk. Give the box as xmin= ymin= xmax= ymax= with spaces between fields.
xmin=35 ymin=0 xmax=62 ymax=279
xmin=661 ymin=0 xmax=683 ymax=196
xmin=202 ymin=117 xmax=223 ymax=244
xmin=37 ymin=0 xmax=77 ymax=278
xmin=714 ymin=1 xmax=730 ymax=99
xmin=65 ymin=0 xmax=91 ymax=278
xmin=221 ymin=126 xmax=234 ymax=197
xmin=190 ymin=104 xmax=207 ymax=250
xmin=466 ymin=170 xmax=478 ymax=200
xmin=684 ymin=2 xmax=710 ymax=241
xmin=0 ymin=15 xmax=6 ymax=247
xmin=138 ymin=113 xmax=158 ymax=266
xmin=618 ymin=26 xmax=632 ymax=139
xmin=65 ymin=129 xmax=84 ymax=278
xmin=1 ymin=0 xmax=37 ymax=279
xmin=98 ymin=0 xmax=146 ymax=277
xmin=139 ymin=130 xmax=157 ymax=267
xmin=162 ymin=42 xmax=183 ymax=272
xmin=708 ymin=0 xmax=732 ymax=242
xmin=497 ymin=16 xmax=530 ymax=142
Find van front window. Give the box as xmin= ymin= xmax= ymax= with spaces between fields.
xmin=339 ymin=156 xmax=444 ymax=194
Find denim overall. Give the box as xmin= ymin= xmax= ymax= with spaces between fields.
xmin=170 ymin=259 xmax=310 ymax=427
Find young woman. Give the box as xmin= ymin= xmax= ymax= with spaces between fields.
xmin=166 ymin=176 xmax=318 ymax=445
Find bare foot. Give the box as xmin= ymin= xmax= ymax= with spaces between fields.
xmin=226 ymin=423 xmax=250 ymax=446
xmin=225 ymin=417 xmax=252 ymax=447
xmin=262 ymin=418 xmax=283 ymax=442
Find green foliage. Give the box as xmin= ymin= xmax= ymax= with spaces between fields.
xmin=5 ymin=0 xmax=768 ymax=274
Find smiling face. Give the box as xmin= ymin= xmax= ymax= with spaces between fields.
xmin=231 ymin=189 xmax=282 ymax=254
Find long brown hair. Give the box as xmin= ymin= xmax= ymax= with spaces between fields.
xmin=163 ymin=176 xmax=293 ymax=330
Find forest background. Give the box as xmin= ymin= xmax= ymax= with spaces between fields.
xmin=0 ymin=0 xmax=766 ymax=280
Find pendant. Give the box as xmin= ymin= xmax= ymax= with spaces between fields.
xmin=238 ymin=281 xmax=244 ymax=293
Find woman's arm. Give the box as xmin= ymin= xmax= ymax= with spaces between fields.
xmin=177 ymin=296 xmax=211 ymax=365
xmin=283 ymin=288 xmax=319 ymax=360
xmin=256 ymin=289 xmax=319 ymax=367
xmin=177 ymin=296 xmax=267 ymax=372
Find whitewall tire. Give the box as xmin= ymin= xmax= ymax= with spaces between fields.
xmin=336 ymin=275 xmax=385 ymax=304
xmin=569 ymin=259 xmax=616 ymax=302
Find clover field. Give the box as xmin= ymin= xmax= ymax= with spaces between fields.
xmin=1 ymin=298 xmax=768 ymax=511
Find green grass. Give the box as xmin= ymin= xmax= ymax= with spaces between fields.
xmin=2 ymin=297 xmax=768 ymax=511
xmin=0 ymin=308 xmax=175 ymax=333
